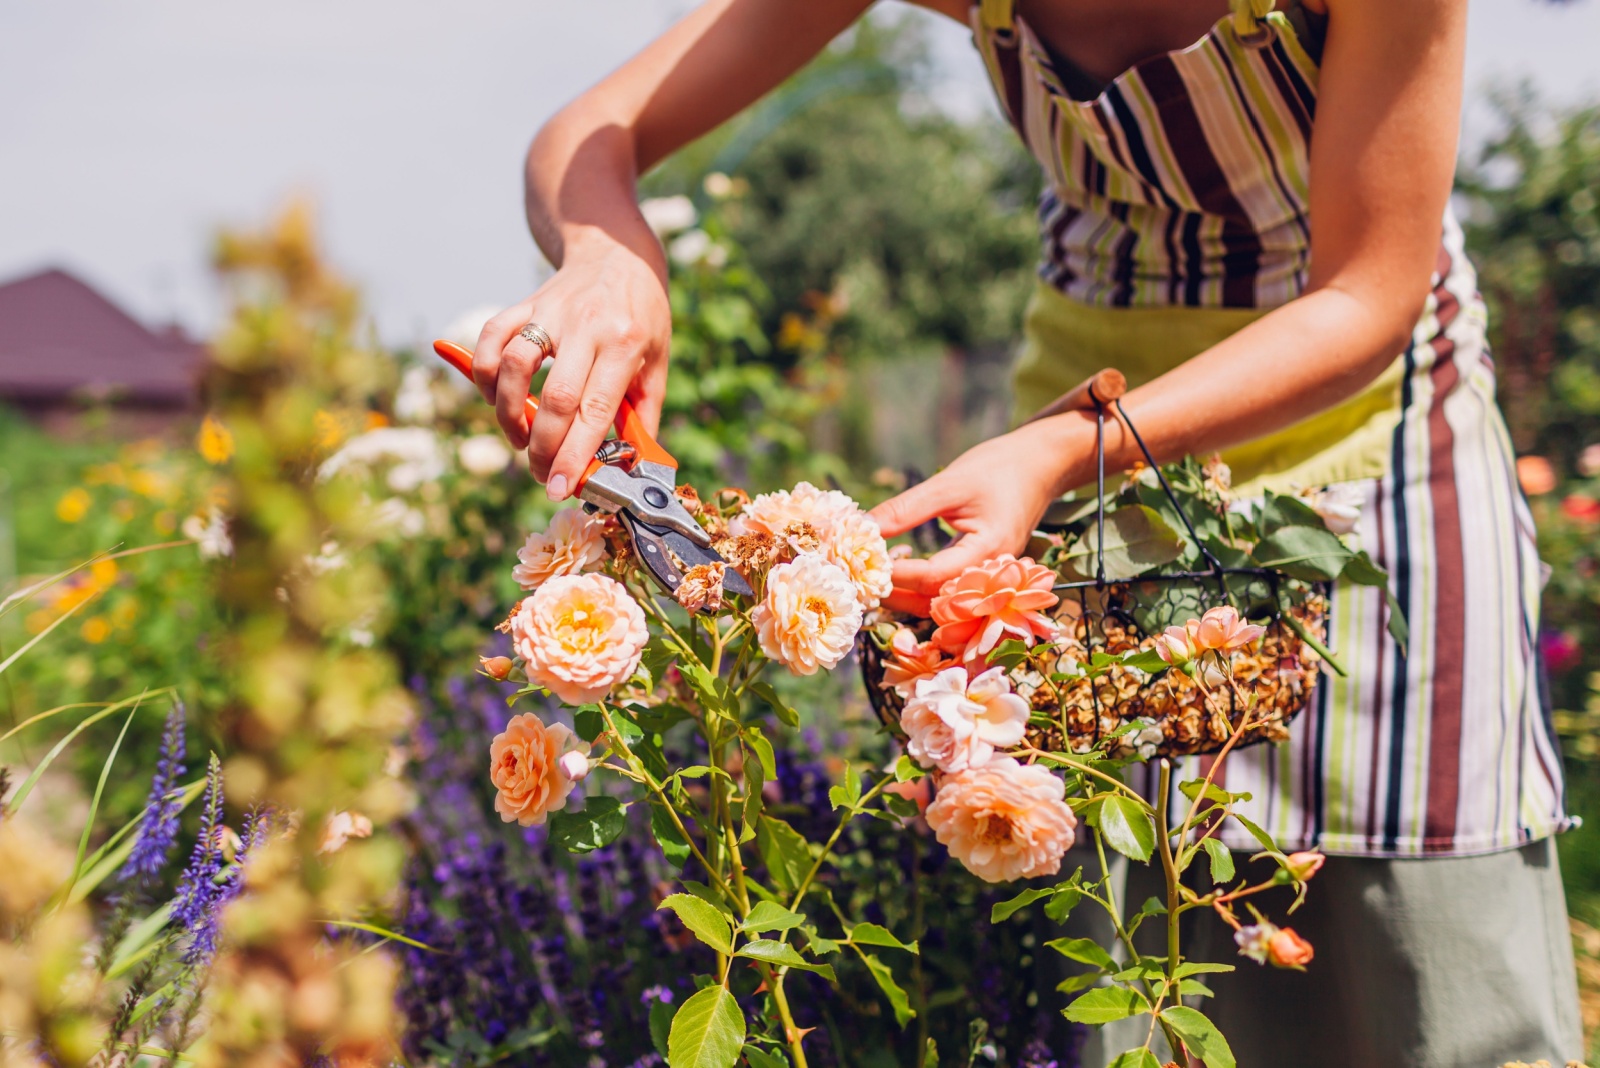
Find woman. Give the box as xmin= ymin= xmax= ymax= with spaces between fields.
xmin=469 ymin=0 xmax=1580 ymax=1062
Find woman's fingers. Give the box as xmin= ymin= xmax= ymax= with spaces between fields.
xmin=882 ymin=588 xmax=933 ymax=617
xmin=474 ymin=300 xmax=548 ymax=448
xmin=527 ymin=334 xmax=599 ymax=490
xmin=543 ymin=341 xmax=642 ymax=500
xmin=868 ymin=478 xmax=954 ymax=539
xmin=890 ymin=533 xmax=1002 ymax=598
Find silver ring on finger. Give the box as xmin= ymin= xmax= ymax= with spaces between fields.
xmin=518 ymin=321 xmax=555 ymax=361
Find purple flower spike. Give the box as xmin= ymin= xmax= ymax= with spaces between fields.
xmin=118 ymin=701 xmax=187 ymax=882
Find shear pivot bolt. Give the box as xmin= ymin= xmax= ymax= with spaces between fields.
xmin=643 ymin=485 xmax=670 ymax=508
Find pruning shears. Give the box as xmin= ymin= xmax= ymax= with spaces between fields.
xmin=431 ymin=340 xmax=753 ymax=602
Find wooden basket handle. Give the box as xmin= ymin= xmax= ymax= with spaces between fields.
xmin=1021 ymin=368 xmax=1126 ymax=424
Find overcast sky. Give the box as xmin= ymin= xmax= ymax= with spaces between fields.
xmin=2 ymin=0 xmax=1597 ymax=347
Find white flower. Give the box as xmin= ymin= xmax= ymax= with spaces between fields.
xmin=320 ymin=427 xmax=447 ymax=492
xmin=899 ymin=667 xmax=1029 ymax=773
xmin=182 ymin=507 xmax=233 ymax=559
xmin=374 ymin=496 xmax=426 ymax=537
xmin=319 ymin=810 xmax=374 ymax=854
xmin=1113 ymin=717 xmax=1165 ymax=761
xmin=441 ymin=305 xmax=502 ymax=352
xmin=1302 ymin=482 xmax=1365 ymax=536
xmin=458 ymin=434 xmax=513 ymax=476
xmin=703 ymin=172 xmax=734 ymax=199
xmin=1234 ymin=923 xmax=1278 ymax=964
xmin=393 ymin=365 xmax=436 ymax=425
xmin=669 ymin=229 xmax=717 ymax=266
xmin=306 ymin=540 xmax=347 ymax=575
xmin=513 ymin=509 xmax=607 ymax=591
xmin=639 ymin=195 xmax=696 ymax=237
xmin=752 ymin=554 xmax=863 ymax=676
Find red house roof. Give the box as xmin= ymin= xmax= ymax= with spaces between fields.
xmin=0 ymin=267 xmax=205 ymax=407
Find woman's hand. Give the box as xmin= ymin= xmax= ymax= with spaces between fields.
xmin=471 ymin=236 xmax=670 ymax=500
xmin=868 ymin=418 xmax=1089 ymax=613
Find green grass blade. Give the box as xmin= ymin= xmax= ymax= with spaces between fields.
xmin=2 ymin=689 xmax=169 ymax=818
xmin=107 ymin=902 xmax=177 ymax=979
xmin=60 ymin=698 xmax=144 ymax=907
xmin=0 ymin=588 xmax=102 ymax=677
xmin=323 ymin=919 xmax=441 ymax=953
xmin=0 ymin=701 xmax=113 ymax=746
xmin=0 ymin=540 xmax=192 ymax=621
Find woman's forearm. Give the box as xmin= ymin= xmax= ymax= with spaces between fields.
xmin=1027 ymin=283 xmax=1420 ymax=495
xmin=524 ymin=107 xmax=666 ymax=281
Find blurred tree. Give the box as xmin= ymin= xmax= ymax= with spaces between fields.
xmin=647 ymin=15 xmax=1041 ymax=470
xmin=1460 ymin=91 xmax=1600 ymax=468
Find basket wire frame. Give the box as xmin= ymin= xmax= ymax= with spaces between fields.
xmin=861 ymin=389 xmax=1332 ymax=758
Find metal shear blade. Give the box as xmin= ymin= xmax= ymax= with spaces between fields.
xmin=617 ymin=510 xmax=755 ymax=600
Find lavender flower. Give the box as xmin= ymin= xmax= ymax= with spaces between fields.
xmin=119 ymin=701 xmax=187 ymax=882
xmin=170 ymin=756 xmax=272 ymax=968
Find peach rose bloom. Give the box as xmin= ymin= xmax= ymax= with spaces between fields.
xmin=513 ymin=508 xmax=607 ymax=591
xmin=930 ymin=555 xmax=1060 ymax=662
xmin=733 ymin=481 xmax=858 ymax=538
xmin=1192 ymin=605 xmax=1266 ymax=653
xmin=881 ymin=626 xmax=952 ymax=698
xmin=819 ymin=510 xmax=893 ymax=609
xmin=511 ymin=573 xmax=649 ymax=704
xmin=924 ymin=757 xmax=1077 ymax=883
xmin=900 ymin=666 xmax=1028 ymax=773
xmin=675 ymin=561 xmax=727 ymax=614
xmin=1267 ymin=927 xmax=1315 ymax=969
xmin=489 ymin=713 xmax=585 ymax=826
xmin=752 ymin=554 xmax=863 ymax=675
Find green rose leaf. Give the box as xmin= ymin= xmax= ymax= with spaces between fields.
xmin=1107 ymin=1049 xmax=1162 ymax=1068
xmin=849 ymin=922 xmax=918 ymax=954
xmin=1044 ymin=936 xmax=1116 ymax=972
xmin=860 ymin=952 xmax=916 ymax=1027
xmin=651 ymin=802 xmax=693 ymax=869
xmin=739 ymin=901 xmax=805 ymax=934
xmin=1160 ymin=1005 xmax=1236 ymax=1068
xmin=573 ymin=706 xmax=606 ymax=743
xmin=1201 ymin=837 xmax=1236 ymax=884
xmin=1063 ymin=985 xmax=1151 ymax=1025
xmin=743 ymin=1047 xmax=789 ymax=1068
xmin=749 ymin=680 xmax=800 ymax=729
xmin=991 ymin=887 xmax=1055 ymax=924
xmin=1255 ymin=491 xmax=1329 ymax=536
xmin=658 ymin=893 xmax=733 ymax=956
xmin=735 ymin=939 xmax=837 ymax=981
xmin=1251 ymin=525 xmax=1352 ymax=582
xmin=548 ymin=796 xmax=627 ymax=854
xmin=650 ymin=999 xmax=676 ymax=1058
xmin=743 ymin=726 xmax=778 ymax=782
xmin=1173 ymin=962 xmax=1236 ymax=978
xmin=756 ymin=816 xmax=813 ymax=897
xmin=667 ymin=985 xmax=745 ymax=1068
xmin=1080 ymin=504 xmax=1185 ymax=580
xmin=1098 ymin=795 xmax=1156 ymax=863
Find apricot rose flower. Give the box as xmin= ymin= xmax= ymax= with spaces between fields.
xmin=880 ymin=626 xmax=952 ymax=698
xmin=752 ymin=554 xmax=863 ymax=675
xmin=899 ymin=667 xmax=1028 ymax=773
xmin=924 ymin=757 xmax=1077 ymax=883
xmin=511 ymin=573 xmax=649 ymax=704
xmin=513 ymin=508 xmax=606 ymax=591
xmin=930 ymin=555 xmax=1060 ymax=662
xmin=489 ymin=713 xmax=586 ymax=826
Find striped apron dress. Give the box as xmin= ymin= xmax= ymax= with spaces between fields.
xmin=971 ymin=0 xmax=1572 ymax=857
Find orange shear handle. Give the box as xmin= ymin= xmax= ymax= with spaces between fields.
xmin=430 ymin=340 xmax=676 ymax=492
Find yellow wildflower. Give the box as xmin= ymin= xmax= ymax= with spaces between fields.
xmin=81 ymin=616 xmax=110 ymax=644
xmin=314 ymin=409 xmax=344 ymax=450
xmin=55 ymin=488 xmax=91 ymax=523
xmin=198 ymin=415 xmax=235 ymax=465
xmin=90 ymin=559 xmax=118 ymax=587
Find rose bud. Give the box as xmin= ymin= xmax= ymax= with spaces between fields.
xmin=1267 ymin=927 xmax=1314 ymax=969
xmin=558 ymin=749 xmax=591 ymax=783
xmin=479 ymin=655 xmax=513 ymax=681
xmin=1284 ymin=850 xmax=1326 ymax=882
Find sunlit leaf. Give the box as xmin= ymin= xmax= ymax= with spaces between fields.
xmin=1098 ymin=795 xmax=1155 ymax=862
xmin=658 ymin=894 xmax=734 ymax=956
xmin=1160 ymin=1006 xmax=1235 ymax=1068
xmin=667 ymin=985 xmax=745 ymax=1068
xmin=1063 ymin=985 xmax=1150 ymax=1024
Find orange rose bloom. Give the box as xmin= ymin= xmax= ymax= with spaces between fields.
xmin=489 ymin=713 xmax=584 ymax=826
xmin=930 ymin=555 xmax=1059 ymax=662
xmin=880 ymin=626 xmax=953 ymax=697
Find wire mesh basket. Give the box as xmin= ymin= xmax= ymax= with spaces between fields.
xmin=861 ymin=370 xmax=1331 ymax=761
